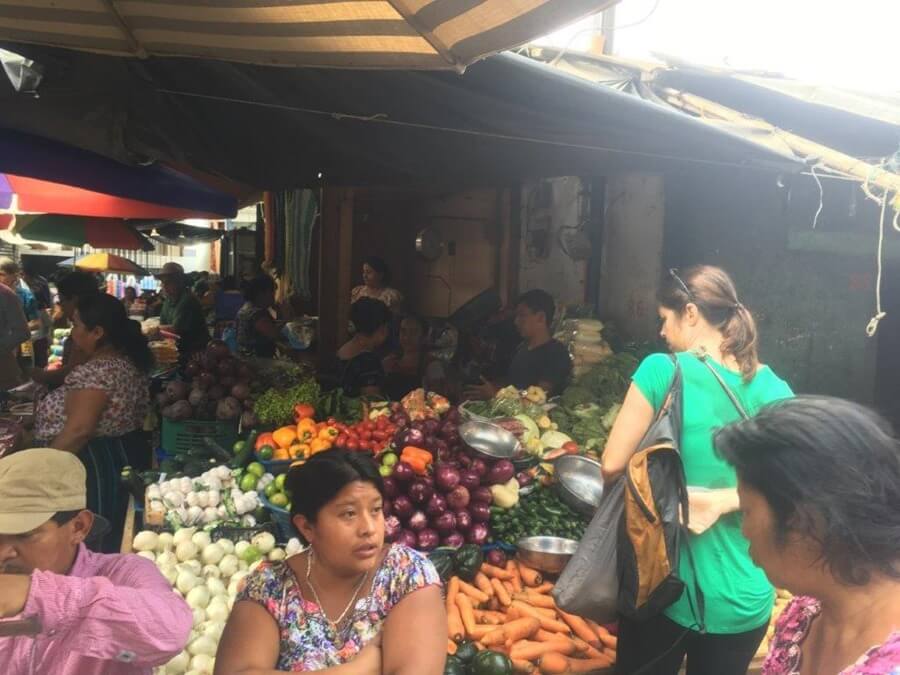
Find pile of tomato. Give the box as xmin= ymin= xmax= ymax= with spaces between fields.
xmin=332 ymin=415 xmax=398 ymax=455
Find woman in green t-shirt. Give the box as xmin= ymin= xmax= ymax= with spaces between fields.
xmin=602 ymin=265 xmax=793 ymax=675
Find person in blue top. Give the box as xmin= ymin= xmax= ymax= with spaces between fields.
xmin=602 ymin=265 xmax=793 ymax=675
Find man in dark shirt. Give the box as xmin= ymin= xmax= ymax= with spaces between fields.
xmin=464 ymin=289 xmax=572 ymax=399
xmin=156 ymin=262 xmax=209 ymax=363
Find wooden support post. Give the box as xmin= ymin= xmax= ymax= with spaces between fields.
xmin=317 ymin=187 xmax=354 ymax=357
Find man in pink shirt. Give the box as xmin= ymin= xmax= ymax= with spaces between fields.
xmin=0 ymin=448 xmax=192 ymax=674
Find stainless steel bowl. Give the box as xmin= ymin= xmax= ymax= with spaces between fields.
xmin=459 ymin=420 xmax=521 ymax=460
xmin=516 ymin=536 xmax=579 ymax=574
xmin=554 ymin=455 xmax=604 ymax=517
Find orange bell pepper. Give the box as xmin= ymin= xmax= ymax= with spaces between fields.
xmin=401 ymin=446 xmax=433 ymax=465
xmin=272 ymin=426 xmax=298 ymax=449
xmin=403 ymin=456 xmax=429 ymax=475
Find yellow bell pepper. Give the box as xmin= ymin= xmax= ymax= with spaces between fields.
xmin=297 ymin=418 xmax=317 ymax=442
xmin=318 ymin=426 xmax=339 ymax=442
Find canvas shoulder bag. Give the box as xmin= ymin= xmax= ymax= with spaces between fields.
xmin=616 ymin=355 xmax=694 ymax=622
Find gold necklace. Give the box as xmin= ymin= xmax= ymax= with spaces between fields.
xmin=305 ymin=549 xmax=369 ymax=634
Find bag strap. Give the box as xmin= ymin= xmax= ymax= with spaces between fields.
xmin=656 ymin=353 xmax=682 ymax=417
xmin=695 ymin=353 xmax=750 ymax=420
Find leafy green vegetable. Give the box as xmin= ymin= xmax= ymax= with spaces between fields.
xmin=253 ymin=378 xmax=321 ymax=427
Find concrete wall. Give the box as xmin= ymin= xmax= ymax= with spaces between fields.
xmin=518 ymin=177 xmax=590 ymax=306
xmin=662 ymin=167 xmax=881 ymax=402
xmin=352 ymin=188 xmax=508 ymax=318
xmin=597 ymin=174 xmax=666 ymax=340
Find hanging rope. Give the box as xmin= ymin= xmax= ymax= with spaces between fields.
xmin=866 ymin=190 xmax=891 ymax=338
xmin=810 ymin=164 xmax=824 ymax=229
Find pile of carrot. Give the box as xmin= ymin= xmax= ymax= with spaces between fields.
xmin=446 ymin=560 xmax=618 ymax=674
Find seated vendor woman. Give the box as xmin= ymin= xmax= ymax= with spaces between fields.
xmin=464 ymin=289 xmax=572 ymax=400
xmin=383 ymin=314 xmax=431 ymax=400
xmin=34 ymin=292 xmax=152 ymax=550
xmin=214 ymin=449 xmax=446 ymax=675
xmin=337 ymin=298 xmax=392 ymax=397
xmin=236 ymin=274 xmax=281 ymax=358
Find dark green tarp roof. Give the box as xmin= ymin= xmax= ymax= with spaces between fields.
xmin=0 ymin=44 xmax=800 ymax=189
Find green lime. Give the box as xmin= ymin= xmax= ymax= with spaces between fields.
xmin=269 ymin=492 xmax=289 ymax=508
xmin=239 ymin=473 xmax=259 ymax=492
xmin=381 ymin=452 xmax=399 ymax=468
xmin=274 ymin=473 xmax=287 ymax=492
xmin=378 ymin=464 xmax=393 ymax=477
xmin=254 ymin=505 xmax=270 ymax=522
xmin=240 ymin=544 xmax=262 ymax=563
xmin=247 ymin=461 xmax=265 ymax=478
xmin=256 ymin=445 xmax=274 ymax=461
xmin=232 ymin=440 xmax=246 ymax=455
xmin=264 ymin=482 xmax=279 ymax=498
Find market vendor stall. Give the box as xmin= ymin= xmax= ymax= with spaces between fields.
xmin=120 ymin=318 xmax=789 ymax=675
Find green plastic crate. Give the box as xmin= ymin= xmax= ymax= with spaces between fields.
xmin=160 ymin=418 xmax=239 ymax=457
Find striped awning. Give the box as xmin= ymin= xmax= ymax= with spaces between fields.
xmin=0 ymin=0 xmax=618 ymax=70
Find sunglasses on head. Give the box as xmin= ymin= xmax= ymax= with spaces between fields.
xmin=669 ymin=268 xmax=694 ymax=301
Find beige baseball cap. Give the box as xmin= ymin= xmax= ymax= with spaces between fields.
xmin=0 ymin=449 xmax=87 ymax=535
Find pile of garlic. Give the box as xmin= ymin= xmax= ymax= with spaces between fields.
xmin=133 ymin=528 xmax=303 ymax=674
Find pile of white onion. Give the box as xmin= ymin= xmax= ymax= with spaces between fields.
xmin=145 ymin=466 xmax=270 ymax=529
xmin=134 ymin=529 xmax=303 ymax=675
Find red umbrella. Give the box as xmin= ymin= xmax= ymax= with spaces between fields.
xmin=10 ymin=214 xmax=153 ymax=251
xmin=1 ymin=173 xmax=212 ymax=219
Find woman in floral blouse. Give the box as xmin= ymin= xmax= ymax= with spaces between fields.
xmin=35 ymin=292 xmax=152 ymax=551
xmin=215 ymin=450 xmax=446 ymax=674
xmin=716 ymin=397 xmax=900 ymax=674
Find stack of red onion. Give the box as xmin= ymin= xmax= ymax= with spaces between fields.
xmin=381 ymin=406 xmax=516 ymax=551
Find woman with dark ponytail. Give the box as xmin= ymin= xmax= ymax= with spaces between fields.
xmin=602 ymin=265 xmax=794 ymax=675
xmin=35 ymin=293 xmax=153 ymax=551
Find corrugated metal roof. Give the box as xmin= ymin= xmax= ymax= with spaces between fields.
xmin=0 ymin=0 xmax=617 ymax=70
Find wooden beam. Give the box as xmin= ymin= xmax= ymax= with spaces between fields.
xmin=317 ymin=187 xmax=354 ymax=357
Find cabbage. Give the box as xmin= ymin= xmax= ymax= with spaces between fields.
xmin=540 ymin=430 xmax=573 ymax=449
xmin=514 ymin=414 xmax=540 ymax=442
